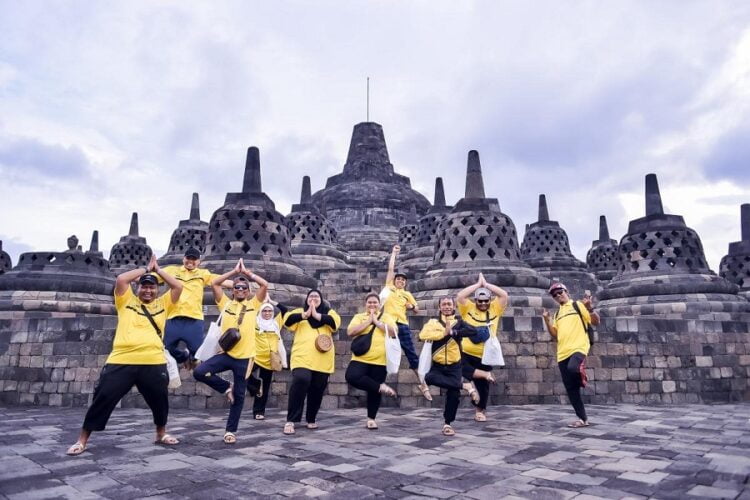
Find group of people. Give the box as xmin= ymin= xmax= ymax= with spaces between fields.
xmin=66 ymin=244 xmax=599 ymax=455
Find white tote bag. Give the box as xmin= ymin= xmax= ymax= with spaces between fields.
xmin=164 ymin=349 xmax=181 ymax=389
xmin=195 ymin=304 xmax=228 ymax=361
xmin=481 ymin=335 xmax=505 ymax=367
xmin=378 ymin=286 xmax=392 ymax=304
xmin=384 ymin=327 xmax=402 ymax=375
xmin=277 ymin=334 xmax=288 ymax=369
xmin=417 ymin=341 xmax=433 ymax=382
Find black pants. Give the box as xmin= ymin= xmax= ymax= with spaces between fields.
xmin=286 ymin=368 xmax=329 ymax=423
xmin=83 ymin=364 xmax=169 ymax=432
xmin=425 ymin=362 xmax=462 ymax=425
xmin=558 ymin=352 xmax=587 ymax=421
xmin=345 ymin=360 xmax=387 ymax=419
xmin=461 ymin=353 xmax=492 ymax=410
xmin=247 ymin=365 xmax=274 ymax=417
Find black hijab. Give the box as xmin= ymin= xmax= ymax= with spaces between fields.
xmin=303 ymin=288 xmax=331 ymax=328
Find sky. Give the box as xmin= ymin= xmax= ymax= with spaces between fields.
xmin=2 ymin=1 xmax=750 ymax=272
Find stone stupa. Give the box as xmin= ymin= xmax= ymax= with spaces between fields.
xmin=586 ymin=215 xmax=620 ymax=283
xmin=109 ymin=213 xmax=153 ymax=274
xmin=160 ymin=193 xmax=209 ymax=265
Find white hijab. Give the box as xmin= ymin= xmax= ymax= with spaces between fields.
xmin=256 ymin=303 xmax=280 ymax=334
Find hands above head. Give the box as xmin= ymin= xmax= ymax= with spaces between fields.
xmin=478 ymin=272 xmax=486 ymax=286
xmin=392 ymin=244 xmax=400 ymax=255
xmin=233 ymin=259 xmax=243 ymax=275
xmin=147 ymin=254 xmax=160 ymax=273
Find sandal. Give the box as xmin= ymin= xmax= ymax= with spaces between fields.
xmin=225 ymin=384 xmax=234 ymax=404
xmin=463 ymin=382 xmax=480 ymax=405
xmin=474 ymin=411 xmax=487 ymax=422
xmin=379 ymin=383 xmax=397 ymax=398
xmin=283 ymin=422 xmax=295 ymax=435
xmin=154 ymin=434 xmax=180 ymax=445
xmin=223 ymin=432 xmax=237 ymax=444
xmin=306 ymin=423 xmax=318 ymax=430
xmin=568 ymin=419 xmax=590 ymax=428
xmin=254 ymin=414 xmax=265 ymax=420
xmin=486 ymin=371 xmax=496 ymax=384
xmin=442 ymin=424 xmax=455 ymax=436
xmin=418 ymin=382 xmax=433 ymax=401
xmin=366 ymin=419 xmax=378 ymax=430
xmin=66 ymin=442 xmax=86 ymax=456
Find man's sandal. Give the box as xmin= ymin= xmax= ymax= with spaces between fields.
xmin=66 ymin=442 xmax=86 ymax=456
xmin=283 ymin=422 xmax=295 ymax=435
xmin=154 ymin=434 xmax=180 ymax=445
xmin=379 ymin=383 xmax=397 ymax=398
xmin=366 ymin=419 xmax=379 ymax=430
xmin=474 ymin=412 xmax=487 ymax=422
xmin=418 ymin=382 xmax=433 ymax=401
xmin=442 ymin=424 xmax=456 ymax=436
xmin=568 ymin=419 xmax=590 ymax=428
xmin=223 ymin=432 xmax=237 ymax=444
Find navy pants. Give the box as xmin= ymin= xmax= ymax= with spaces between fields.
xmin=397 ymin=322 xmax=420 ymax=370
xmin=461 ymin=353 xmax=493 ymax=411
xmin=164 ymin=317 xmax=205 ymax=363
xmin=193 ymin=354 xmax=249 ymax=432
xmin=558 ymin=352 xmax=587 ymax=422
xmin=83 ymin=364 xmax=169 ymax=432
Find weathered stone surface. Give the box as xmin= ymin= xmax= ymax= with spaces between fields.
xmin=159 ymin=193 xmax=209 ymax=265
xmin=587 ymin=215 xmax=619 ymax=283
xmin=720 ymin=203 xmax=750 ymax=295
xmin=108 ymin=212 xmax=153 ymax=274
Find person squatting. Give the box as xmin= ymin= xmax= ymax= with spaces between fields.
xmin=67 ymin=246 xmax=598 ymax=455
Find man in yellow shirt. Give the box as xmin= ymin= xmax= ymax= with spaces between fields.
xmin=66 ymin=255 xmax=183 ymax=456
xmin=193 ymin=258 xmax=268 ymax=444
xmin=382 ymin=244 xmax=431 ymax=400
xmin=542 ymin=282 xmax=599 ymax=428
xmin=162 ymin=247 xmax=220 ymax=369
xmin=457 ymin=273 xmax=509 ymax=422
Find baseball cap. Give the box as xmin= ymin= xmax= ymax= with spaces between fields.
xmin=548 ymin=282 xmax=568 ymax=295
xmin=139 ymin=273 xmax=159 ymax=285
xmin=394 ymin=270 xmax=408 ymax=280
xmin=474 ymin=287 xmax=492 ymax=301
xmin=184 ymin=247 xmax=201 ymax=259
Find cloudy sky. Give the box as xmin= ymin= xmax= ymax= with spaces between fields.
xmin=2 ymin=1 xmax=750 ymax=272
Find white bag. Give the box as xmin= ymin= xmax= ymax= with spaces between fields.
xmin=277 ymin=334 xmax=288 ymax=369
xmin=378 ymin=286 xmax=392 ymax=304
xmin=384 ymin=328 xmax=402 ymax=375
xmin=195 ymin=305 xmax=228 ymax=361
xmin=417 ymin=341 xmax=433 ymax=382
xmin=164 ymin=350 xmax=181 ymax=389
xmin=481 ymin=335 xmax=505 ymax=367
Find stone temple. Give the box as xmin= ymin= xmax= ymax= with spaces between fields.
xmin=0 ymin=122 xmax=748 ymax=410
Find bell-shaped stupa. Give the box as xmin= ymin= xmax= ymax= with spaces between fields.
xmin=720 ymin=203 xmax=750 ymax=299
xmin=0 ymin=240 xmax=11 ymax=274
xmin=109 ymin=213 xmax=153 ymax=274
xmin=397 ymin=205 xmax=420 ymax=253
xmin=586 ymin=215 xmax=619 ymax=283
xmin=401 ymin=178 xmax=452 ymax=276
xmin=160 ymin=193 xmax=209 ymax=265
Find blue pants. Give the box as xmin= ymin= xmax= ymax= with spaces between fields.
xmin=164 ymin=317 xmax=204 ymax=363
xmin=397 ymin=323 xmax=420 ymax=370
xmin=193 ymin=354 xmax=249 ymax=432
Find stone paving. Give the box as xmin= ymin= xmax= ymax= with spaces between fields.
xmin=1 ymin=404 xmax=749 ymax=499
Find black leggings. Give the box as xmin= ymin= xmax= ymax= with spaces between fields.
xmin=558 ymin=352 xmax=587 ymax=422
xmin=286 ymin=368 xmax=329 ymax=424
xmin=83 ymin=364 xmax=169 ymax=432
xmin=247 ymin=365 xmax=274 ymax=417
xmin=461 ymin=353 xmax=492 ymax=410
xmin=425 ymin=362 xmax=462 ymax=425
xmin=345 ymin=360 xmax=387 ymax=419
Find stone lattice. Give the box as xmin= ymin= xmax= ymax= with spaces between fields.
xmin=109 ymin=213 xmax=153 ymax=273
xmin=720 ymin=203 xmax=750 ymax=294
xmin=401 ymin=178 xmax=452 ymax=276
xmin=160 ymin=193 xmax=209 ymax=265
xmin=586 ymin=215 xmax=619 ymax=282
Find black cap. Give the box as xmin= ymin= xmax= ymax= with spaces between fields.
xmin=394 ymin=270 xmax=408 ymax=280
xmin=139 ymin=273 xmax=159 ymax=285
xmin=184 ymin=247 xmax=201 ymax=259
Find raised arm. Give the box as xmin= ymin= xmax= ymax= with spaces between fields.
xmin=542 ymin=309 xmax=557 ymax=338
xmin=240 ymin=261 xmax=268 ymax=302
xmin=211 ymin=259 xmax=242 ymax=303
xmin=115 ymin=267 xmax=148 ymax=296
xmin=456 ymin=275 xmax=483 ymax=305
xmin=479 ymin=273 xmax=509 ymax=308
xmin=150 ymin=255 xmax=183 ymax=303
xmin=385 ymin=245 xmax=399 ymax=284
xmin=582 ymin=293 xmax=601 ymax=327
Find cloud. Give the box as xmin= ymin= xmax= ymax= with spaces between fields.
xmin=0 ymin=136 xmax=93 ymax=179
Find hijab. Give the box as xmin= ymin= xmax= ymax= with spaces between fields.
xmin=303 ymin=289 xmax=331 ymax=328
xmin=256 ymin=303 xmax=280 ymax=334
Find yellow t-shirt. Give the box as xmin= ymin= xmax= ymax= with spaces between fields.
xmin=419 ymin=315 xmax=461 ymax=365
xmin=383 ymin=280 xmax=417 ymax=324
xmin=553 ymin=300 xmax=591 ymax=362
xmin=458 ymin=300 xmax=505 ymax=358
xmin=254 ymin=313 xmax=283 ymax=370
xmin=162 ymin=265 xmax=218 ymax=320
xmin=106 ymin=287 xmax=177 ymax=365
xmin=217 ymin=295 xmax=261 ymax=360
xmin=285 ymin=308 xmax=341 ymax=374
xmin=348 ymin=312 xmax=397 ymax=366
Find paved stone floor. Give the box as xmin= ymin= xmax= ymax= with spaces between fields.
xmin=0 ymin=404 xmax=749 ymax=499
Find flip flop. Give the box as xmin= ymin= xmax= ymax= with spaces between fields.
xmin=366 ymin=419 xmax=378 ymax=430
xmin=283 ymin=422 xmax=295 ymax=435
xmin=568 ymin=420 xmax=590 ymax=428
xmin=254 ymin=414 xmax=265 ymax=420
xmin=442 ymin=424 xmax=455 ymax=436
xmin=418 ymin=383 xmax=433 ymax=401
xmin=154 ymin=434 xmax=180 ymax=445
xmin=66 ymin=442 xmax=86 ymax=456
xmin=379 ymin=383 xmax=397 ymax=398
xmin=223 ymin=432 xmax=237 ymax=444
xmin=306 ymin=423 xmax=319 ymax=430
xmin=474 ymin=412 xmax=487 ymax=422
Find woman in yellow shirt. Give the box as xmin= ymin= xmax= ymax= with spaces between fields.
xmin=246 ymin=302 xmax=284 ymax=420
xmin=283 ymin=289 xmax=340 ymax=435
xmin=345 ymin=293 xmax=398 ymax=430
xmin=419 ymin=296 xmax=464 ymax=436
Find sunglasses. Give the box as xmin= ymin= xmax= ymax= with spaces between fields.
xmin=476 ymin=299 xmax=490 ymax=305
xmin=234 ymin=285 xmax=249 ymax=291
xmin=551 ymin=290 xmax=565 ymax=297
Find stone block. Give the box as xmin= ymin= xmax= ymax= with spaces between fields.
xmin=611 ymin=368 xmax=627 ymax=381
xmin=662 ymin=380 xmax=676 ymax=392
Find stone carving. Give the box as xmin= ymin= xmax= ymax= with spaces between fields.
xmin=65 ymin=235 xmax=81 ymax=253
xmin=108 ymin=213 xmax=153 ymax=274
xmin=720 ymin=203 xmax=750 ymax=297
xmin=520 ymin=194 xmax=599 ymax=296
xmin=0 ymin=240 xmax=11 ymax=274
xmin=586 ymin=215 xmax=619 ymax=283
xmin=160 ymin=193 xmax=209 ymax=265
